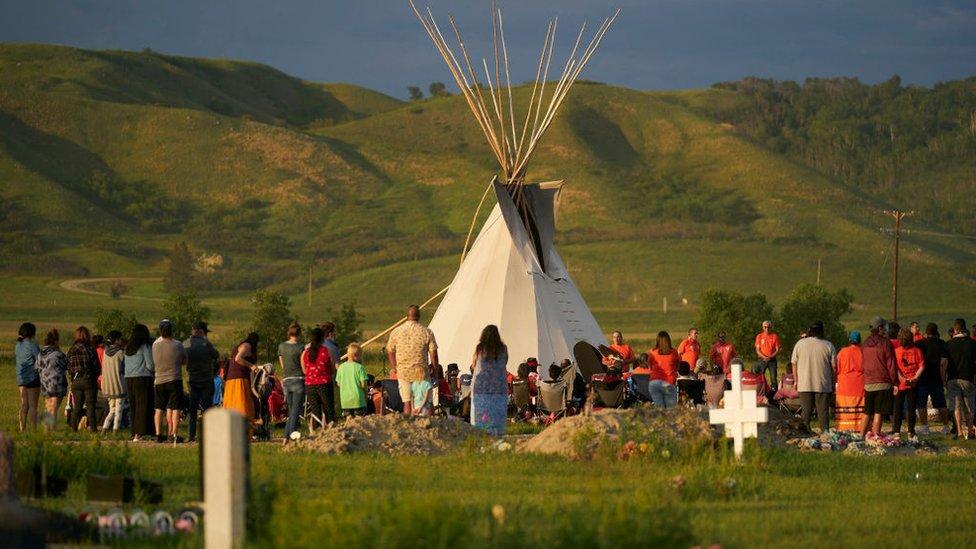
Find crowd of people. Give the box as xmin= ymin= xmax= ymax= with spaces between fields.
xmin=12 ymin=304 xmax=976 ymax=442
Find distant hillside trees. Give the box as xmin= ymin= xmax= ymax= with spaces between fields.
xmin=160 ymin=291 xmax=210 ymax=341
xmin=709 ymin=75 xmax=976 ymax=233
xmin=248 ymin=290 xmax=295 ymax=363
xmin=429 ymin=82 xmax=451 ymax=97
xmin=164 ymin=241 xmax=197 ymax=293
xmin=94 ymin=308 xmax=139 ymax=338
xmin=408 ymin=86 xmax=424 ymax=101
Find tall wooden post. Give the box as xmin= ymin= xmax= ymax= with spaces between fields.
xmin=308 ymin=265 xmax=312 ymax=308
xmin=884 ymin=209 xmax=913 ymax=323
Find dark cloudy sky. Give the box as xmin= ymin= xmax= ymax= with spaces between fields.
xmin=3 ymin=0 xmax=974 ymax=98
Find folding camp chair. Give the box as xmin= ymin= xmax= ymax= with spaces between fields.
xmin=591 ymin=373 xmax=625 ymax=408
xmin=380 ymin=379 xmax=405 ymax=414
xmin=538 ymin=381 xmax=569 ymax=425
xmin=628 ymin=373 xmax=653 ymax=403
xmin=511 ymin=379 xmax=541 ymax=422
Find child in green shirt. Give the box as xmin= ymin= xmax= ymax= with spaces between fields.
xmin=336 ymin=343 xmax=368 ymax=417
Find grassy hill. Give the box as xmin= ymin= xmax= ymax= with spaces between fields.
xmin=0 ymin=43 xmax=973 ymax=339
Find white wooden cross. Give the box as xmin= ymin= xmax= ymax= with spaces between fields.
xmin=708 ymin=363 xmax=768 ymax=459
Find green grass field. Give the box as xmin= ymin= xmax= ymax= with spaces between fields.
xmin=2 ymin=367 xmax=975 ymax=548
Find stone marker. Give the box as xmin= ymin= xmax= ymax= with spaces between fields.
xmin=708 ymin=363 xmax=769 ymax=459
xmin=203 ymin=408 xmax=249 ymax=549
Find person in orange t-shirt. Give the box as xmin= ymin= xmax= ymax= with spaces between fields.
xmin=834 ymin=331 xmax=864 ymax=431
xmin=677 ymin=328 xmax=701 ymax=369
xmin=909 ymin=322 xmax=924 ymax=343
xmin=603 ymin=331 xmax=637 ymax=371
xmin=893 ymin=329 xmax=925 ymax=438
xmin=709 ymin=331 xmax=737 ymax=378
xmin=648 ymin=331 xmax=680 ymax=408
xmin=754 ymin=320 xmax=782 ymax=389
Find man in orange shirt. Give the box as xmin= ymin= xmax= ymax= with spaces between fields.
xmin=603 ymin=331 xmax=637 ymax=371
xmin=677 ymin=328 xmax=701 ymax=369
xmin=709 ymin=331 xmax=737 ymax=378
xmin=754 ymin=320 xmax=782 ymax=388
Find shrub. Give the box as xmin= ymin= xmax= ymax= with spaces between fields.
xmin=160 ymin=291 xmax=210 ymax=340
xmin=94 ymin=308 xmax=139 ymax=338
xmin=325 ymin=302 xmax=364 ymax=350
xmin=696 ymin=289 xmax=774 ymax=359
xmin=777 ymin=283 xmax=854 ymax=352
xmin=249 ymin=290 xmax=295 ymax=363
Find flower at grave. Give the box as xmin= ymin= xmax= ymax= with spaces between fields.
xmin=491 ymin=504 xmax=505 ymax=525
xmin=638 ymin=442 xmax=649 ymax=454
xmin=619 ymin=440 xmax=637 ymax=460
xmin=671 ymin=475 xmax=686 ymax=490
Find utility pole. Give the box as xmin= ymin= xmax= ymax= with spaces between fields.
xmin=883 ymin=209 xmax=913 ymax=322
xmin=816 ymin=258 xmax=821 ymax=286
xmin=308 ymin=265 xmax=313 ymax=308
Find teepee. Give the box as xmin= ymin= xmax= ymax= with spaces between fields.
xmin=410 ymin=2 xmax=618 ymax=373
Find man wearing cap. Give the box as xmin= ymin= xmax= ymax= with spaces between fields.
xmin=914 ymin=322 xmax=950 ymax=435
xmin=152 ymin=319 xmax=187 ymax=443
xmin=183 ymin=321 xmax=219 ymax=442
xmin=946 ymin=318 xmax=976 ymax=439
xmin=754 ymin=320 xmax=782 ymax=389
xmin=791 ymin=320 xmax=836 ymax=432
xmin=834 ymin=331 xmax=864 ymax=431
xmin=859 ymin=316 xmax=898 ymax=438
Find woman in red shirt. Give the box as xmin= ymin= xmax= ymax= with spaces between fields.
xmin=648 ymin=331 xmax=680 ymax=408
xmin=893 ymin=328 xmax=924 ymax=439
xmin=302 ymin=327 xmax=336 ymax=430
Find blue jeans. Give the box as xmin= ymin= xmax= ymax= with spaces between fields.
xmin=649 ymin=380 xmax=678 ymax=408
xmin=283 ymin=377 xmax=305 ymax=437
xmin=758 ymin=358 xmax=778 ymax=388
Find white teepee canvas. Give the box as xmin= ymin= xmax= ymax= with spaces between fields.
xmin=429 ymin=180 xmax=606 ymax=373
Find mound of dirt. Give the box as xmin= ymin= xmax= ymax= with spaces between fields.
xmin=286 ymin=414 xmax=484 ymax=456
xmin=519 ymin=407 xmax=715 ymax=458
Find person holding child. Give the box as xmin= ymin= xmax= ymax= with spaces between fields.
xmin=336 ymin=343 xmax=369 ymax=417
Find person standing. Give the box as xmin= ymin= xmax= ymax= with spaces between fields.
xmin=152 ymin=319 xmax=187 ymax=443
xmin=278 ymin=322 xmax=305 ymax=441
xmin=322 ymin=322 xmax=341 ymax=367
xmin=336 ymin=343 xmax=369 ymax=417
xmin=36 ymin=328 xmax=68 ymax=430
xmin=677 ymin=328 xmax=701 ymax=370
xmin=15 ymin=322 xmax=41 ymax=432
xmin=834 ymin=331 xmax=864 ymax=432
xmin=99 ymin=330 xmax=127 ymax=433
xmin=791 ymin=321 xmax=836 ymax=432
xmin=124 ymin=324 xmax=156 ymax=441
xmin=386 ymin=305 xmax=439 ymax=416
xmin=648 ymin=331 xmax=680 ymax=408
xmin=859 ymin=316 xmax=898 ymax=438
xmin=709 ymin=331 xmax=737 ymax=378
xmin=915 ymin=323 xmax=950 ymax=435
xmin=470 ymin=325 xmax=509 ymax=436
xmin=945 ymin=318 xmax=976 ymax=439
xmin=909 ymin=322 xmax=924 ymax=343
xmin=184 ymin=321 xmax=219 ymax=443
xmin=892 ymin=328 xmax=924 ymax=439
xmin=302 ymin=328 xmax=336 ymax=430
xmin=225 ymin=333 xmax=260 ymax=424
xmin=754 ymin=321 xmax=782 ymax=388
xmin=68 ymin=326 xmax=100 ymax=432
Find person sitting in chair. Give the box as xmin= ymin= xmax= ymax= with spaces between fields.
xmin=773 ymin=362 xmax=800 ymax=401
xmin=676 ymin=361 xmax=706 ymax=406
xmin=740 ymin=362 xmax=772 ymax=405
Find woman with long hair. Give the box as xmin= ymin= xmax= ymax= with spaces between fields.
xmin=302 ymin=327 xmax=336 ymax=431
xmin=893 ymin=328 xmax=924 ymax=439
xmin=36 ymin=328 xmax=68 ymax=430
xmin=648 ymin=331 xmax=680 ymax=408
xmin=224 ymin=332 xmax=259 ymax=422
xmin=124 ymin=324 xmax=156 ymax=441
xmin=470 ymin=325 xmax=509 ymax=435
xmin=67 ymin=326 xmax=100 ymax=431
xmin=15 ymin=322 xmax=41 ymax=431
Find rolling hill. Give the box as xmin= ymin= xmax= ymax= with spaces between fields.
xmin=0 ymin=43 xmax=973 ymax=335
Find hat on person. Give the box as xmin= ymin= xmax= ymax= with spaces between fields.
xmin=849 ymin=330 xmax=861 ymax=343
xmin=158 ymin=319 xmax=174 ymax=331
xmin=869 ymin=316 xmax=886 ymax=330
xmin=526 ymin=357 xmax=539 ymax=367
xmin=192 ymin=320 xmax=210 ymax=333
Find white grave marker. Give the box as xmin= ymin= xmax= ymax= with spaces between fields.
xmin=203 ymin=408 xmax=248 ymax=549
xmin=709 ymin=363 xmax=768 ymax=458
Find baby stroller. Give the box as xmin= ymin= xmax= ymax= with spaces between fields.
xmin=250 ymin=364 xmax=276 ymax=440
